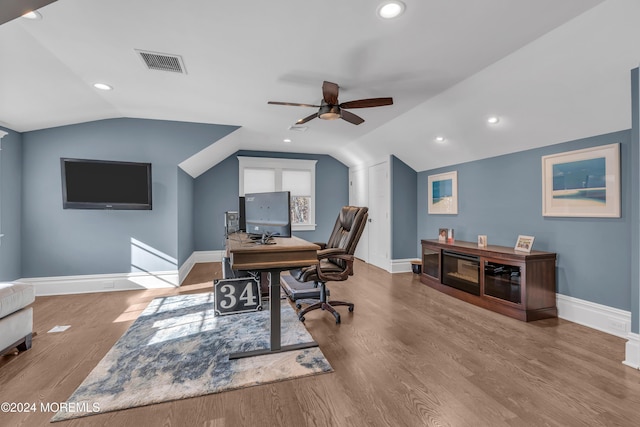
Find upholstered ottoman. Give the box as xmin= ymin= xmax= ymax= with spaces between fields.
xmin=0 ymin=282 xmax=35 ymax=355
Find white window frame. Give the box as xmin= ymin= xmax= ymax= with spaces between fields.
xmin=238 ymin=156 xmax=317 ymax=231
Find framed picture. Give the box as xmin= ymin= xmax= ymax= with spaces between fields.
xmin=542 ymin=143 xmax=620 ymax=217
xmin=514 ymin=235 xmax=535 ymax=253
xmin=428 ymin=171 xmax=458 ymax=214
xmin=478 ymin=235 xmax=487 ymax=247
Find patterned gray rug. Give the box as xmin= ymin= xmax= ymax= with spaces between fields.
xmin=51 ymin=293 xmax=332 ymax=422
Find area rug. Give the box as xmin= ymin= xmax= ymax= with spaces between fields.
xmin=51 ymin=293 xmax=332 ymax=422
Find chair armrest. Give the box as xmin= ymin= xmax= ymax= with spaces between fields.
xmin=316 ymin=254 xmax=354 ymax=282
xmin=317 ymin=247 xmax=347 ymax=258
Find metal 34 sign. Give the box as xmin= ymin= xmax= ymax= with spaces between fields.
xmin=214 ymin=277 xmax=262 ymax=316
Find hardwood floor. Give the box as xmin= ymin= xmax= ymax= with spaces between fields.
xmin=1 ymin=260 xmax=639 ymax=426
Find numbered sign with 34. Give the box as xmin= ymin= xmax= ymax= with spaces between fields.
xmin=213 ymin=277 xmax=262 ymax=316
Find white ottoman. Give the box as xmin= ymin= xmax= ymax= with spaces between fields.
xmin=0 ymin=282 xmax=35 ymax=355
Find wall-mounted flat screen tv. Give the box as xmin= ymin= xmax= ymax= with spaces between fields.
xmin=61 ymin=158 xmax=152 ymax=210
xmin=244 ymin=191 xmax=291 ymax=238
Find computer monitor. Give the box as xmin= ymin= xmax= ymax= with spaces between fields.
xmin=244 ymin=191 xmax=291 ymax=239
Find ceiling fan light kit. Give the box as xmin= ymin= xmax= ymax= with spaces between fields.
xmin=270 ymin=80 xmax=393 ymax=126
xmin=318 ymin=104 xmax=341 ymax=120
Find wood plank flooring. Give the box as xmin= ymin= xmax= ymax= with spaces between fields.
xmin=1 ymin=260 xmax=639 ymax=426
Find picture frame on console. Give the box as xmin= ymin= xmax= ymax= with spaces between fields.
xmin=428 ymin=171 xmax=458 ymax=214
xmin=541 ymin=143 xmax=620 ymax=218
xmin=514 ymin=235 xmax=535 ymax=253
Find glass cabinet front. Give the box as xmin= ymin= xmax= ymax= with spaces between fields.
xmin=422 ymin=247 xmax=440 ymax=280
xmin=484 ymin=261 xmax=521 ymax=304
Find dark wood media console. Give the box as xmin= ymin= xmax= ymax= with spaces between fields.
xmin=420 ymin=239 xmax=557 ymax=321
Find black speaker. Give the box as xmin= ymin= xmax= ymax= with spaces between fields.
xmin=238 ymin=196 xmax=246 ymax=232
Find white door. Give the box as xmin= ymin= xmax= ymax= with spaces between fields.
xmin=368 ymin=161 xmax=390 ymax=270
xmin=349 ymin=168 xmax=369 ymax=262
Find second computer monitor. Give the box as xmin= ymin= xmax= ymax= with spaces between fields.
xmin=243 ymin=191 xmax=291 ymax=238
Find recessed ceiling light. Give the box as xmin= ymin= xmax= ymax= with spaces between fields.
xmin=22 ymin=10 xmax=42 ymax=20
xmin=487 ymin=116 xmax=500 ymax=124
xmin=377 ymin=1 xmax=406 ymax=19
xmin=93 ymin=83 xmax=113 ymax=91
xmin=283 ymin=138 xmax=292 ymax=143
xmin=435 ymin=136 xmax=446 ymax=143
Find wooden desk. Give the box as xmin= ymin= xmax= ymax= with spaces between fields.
xmin=226 ymin=233 xmax=319 ymax=359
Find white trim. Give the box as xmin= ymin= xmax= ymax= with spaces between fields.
xmin=390 ymin=258 xmax=413 ymax=273
xmin=178 ymin=252 xmax=197 ymax=284
xmin=19 ymin=250 xmax=227 ymax=296
xmin=623 ymin=333 xmax=640 ymax=370
xmin=192 ymin=250 xmax=225 ymax=263
xmin=20 ymin=271 xmax=181 ymax=296
xmin=238 ymin=156 xmax=317 ymax=231
xmin=556 ymin=293 xmax=631 ymax=338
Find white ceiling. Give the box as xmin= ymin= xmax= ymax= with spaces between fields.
xmin=1 ymin=0 xmax=638 ymax=174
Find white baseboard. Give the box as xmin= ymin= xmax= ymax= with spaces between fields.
xmin=21 ymin=270 xmax=180 ymax=297
xmin=556 ymin=293 xmax=631 ymax=338
xmin=21 ymin=250 xmax=227 ymax=296
xmin=623 ymin=333 xmax=640 ymax=370
xmin=390 ymin=258 xmax=415 ymax=273
xmin=192 ymin=250 xmax=224 ymax=263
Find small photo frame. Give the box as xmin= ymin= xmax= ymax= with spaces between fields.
xmin=438 ymin=228 xmax=448 ymax=242
xmin=478 ymin=235 xmax=487 ymax=247
xmin=428 ymin=171 xmax=458 ymax=214
xmin=514 ymin=235 xmax=535 ymax=253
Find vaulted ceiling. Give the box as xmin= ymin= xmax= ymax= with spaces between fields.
xmin=2 ymin=0 xmax=638 ymax=174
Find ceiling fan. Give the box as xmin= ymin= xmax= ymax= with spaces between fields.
xmin=268 ymin=81 xmax=393 ymax=125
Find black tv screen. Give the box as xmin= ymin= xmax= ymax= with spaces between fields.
xmin=61 ymin=158 xmax=152 ymax=210
xmin=244 ymin=191 xmax=291 ymax=237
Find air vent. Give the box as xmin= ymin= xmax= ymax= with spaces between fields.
xmin=135 ymin=49 xmax=186 ymax=74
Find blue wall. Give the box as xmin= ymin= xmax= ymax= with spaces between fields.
xmin=20 ymin=118 xmax=237 ymax=277
xmin=391 ymin=155 xmax=418 ymax=259
xmin=0 ymin=128 xmax=23 ymax=281
xmin=418 ymin=129 xmax=632 ymax=312
xmin=194 ymin=150 xmax=349 ymax=251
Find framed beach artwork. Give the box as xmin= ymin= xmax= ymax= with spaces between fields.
xmin=428 ymin=171 xmax=458 ymax=214
xmin=542 ymin=143 xmax=620 ymax=218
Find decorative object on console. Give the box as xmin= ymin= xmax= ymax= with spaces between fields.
xmin=541 ymin=143 xmax=620 ymax=218
xmin=438 ymin=228 xmax=448 ymax=242
xmin=428 ymin=171 xmax=458 ymax=214
xmin=447 ymin=228 xmax=454 ymax=243
xmin=514 ymin=235 xmax=535 ymax=253
xmin=478 ymin=235 xmax=487 ymax=247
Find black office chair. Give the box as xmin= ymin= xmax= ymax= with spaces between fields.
xmin=281 ymin=206 xmax=368 ymax=323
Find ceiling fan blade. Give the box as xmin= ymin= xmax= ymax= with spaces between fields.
xmin=341 ymin=110 xmax=365 ymax=125
xmin=268 ymin=101 xmax=321 ymax=108
xmin=322 ymin=81 xmax=339 ymax=105
xmin=340 ymin=97 xmax=394 ymax=109
xmin=296 ymin=112 xmax=318 ymax=125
